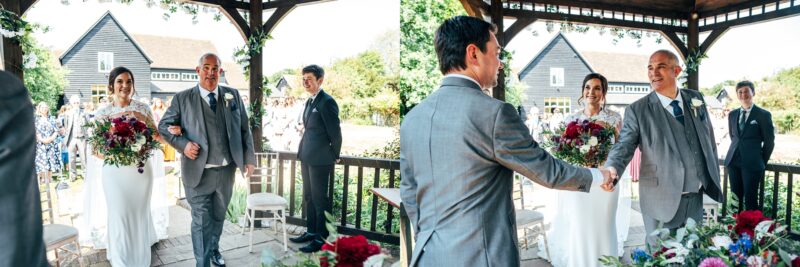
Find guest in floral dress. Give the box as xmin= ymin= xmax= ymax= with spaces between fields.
xmin=35 ymin=102 xmax=62 ymax=183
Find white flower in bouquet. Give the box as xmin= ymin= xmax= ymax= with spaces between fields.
xmin=579 ymin=144 xmax=590 ymax=154
xmin=132 ymin=135 xmax=146 ymax=151
xmin=746 ymin=255 xmax=764 ymax=266
xmin=710 ymin=235 xmax=733 ymax=250
xmin=588 ymin=136 xmax=598 ymax=146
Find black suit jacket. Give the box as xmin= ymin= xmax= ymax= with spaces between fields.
xmin=0 ymin=71 xmax=48 ymax=266
xmin=298 ymin=90 xmax=342 ymax=165
xmin=724 ymin=105 xmax=775 ymax=171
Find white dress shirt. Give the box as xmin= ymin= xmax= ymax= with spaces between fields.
xmin=654 ymin=89 xmax=684 ymax=118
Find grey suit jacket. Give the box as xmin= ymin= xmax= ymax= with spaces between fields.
xmin=64 ymin=108 xmax=85 ymax=146
xmin=158 ymin=85 xmax=256 ymax=187
xmin=604 ymin=89 xmax=722 ymax=222
xmin=400 ymin=77 xmax=593 ymax=267
xmin=0 ymin=71 xmax=48 ymax=266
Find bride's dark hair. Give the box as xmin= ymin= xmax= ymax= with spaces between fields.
xmin=107 ymin=66 xmax=135 ymax=95
xmin=578 ymin=73 xmax=608 ymax=110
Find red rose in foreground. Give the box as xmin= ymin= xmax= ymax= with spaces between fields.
xmin=791 ymin=256 xmax=800 ymax=267
xmin=733 ymin=210 xmax=770 ymax=238
xmin=320 ymin=235 xmax=381 ymax=267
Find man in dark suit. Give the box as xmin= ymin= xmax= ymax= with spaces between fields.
xmin=290 ymin=64 xmax=342 ymax=253
xmin=0 ymin=70 xmax=48 ymax=266
xmin=724 ymin=80 xmax=775 ymax=211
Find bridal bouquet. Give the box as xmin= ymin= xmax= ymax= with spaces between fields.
xmin=542 ymin=119 xmax=616 ymax=167
xmin=600 ymin=211 xmax=800 ymax=267
xmin=84 ymin=115 xmax=160 ymax=173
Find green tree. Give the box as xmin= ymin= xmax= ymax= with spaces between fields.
xmin=400 ymin=0 xmax=465 ymax=116
xmin=23 ymin=34 xmax=68 ymax=113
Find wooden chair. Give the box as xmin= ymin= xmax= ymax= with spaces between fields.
xmin=241 ymin=152 xmax=288 ymax=252
xmin=513 ymin=173 xmax=549 ymax=260
xmin=702 ymin=194 xmax=720 ymax=224
xmin=40 ymin=174 xmax=83 ymax=267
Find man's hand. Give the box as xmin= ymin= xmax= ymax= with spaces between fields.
xmin=183 ymin=142 xmax=200 ymax=160
xmin=244 ymin=164 xmax=255 ymax=178
xmin=598 ymin=166 xmax=618 ymax=192
xmin=168 ymin=125 xmax=182 ymax=136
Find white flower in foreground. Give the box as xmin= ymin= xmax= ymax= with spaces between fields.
xmin=579 ymin=144 xmax=590 ymax=154
xmin=711 ymin=235 xmax=732 ymax=250
xmin=588 ymin=136 xmax=598 ymax=146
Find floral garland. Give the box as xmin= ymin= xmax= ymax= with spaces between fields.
xmin=233 ymin=28 xmax=272 ymax=78
xmin=1 ymin=7 xmax=41 ymax=70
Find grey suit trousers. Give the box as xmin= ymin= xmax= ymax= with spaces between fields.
xmin=184 ymin=165 xmax=235 ymax=267
xmin=642 ymin=192 xmax=704 ymax=251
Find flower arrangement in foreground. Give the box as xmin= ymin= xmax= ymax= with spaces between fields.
xmin=600 ymin=210 xmax=800 ymax=266
xmin=261 ymin=212 xmax=398 ymax=267
xmin=84 ymin=115 xmax=160 ymax=173
xmin=542 ymin=119 xmax=616 ymax=167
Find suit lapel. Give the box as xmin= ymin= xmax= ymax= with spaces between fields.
xmin=191 ymin=86 xmax=208 ymax=145
xmin=647 ymin=92 xmax=679 ymax=156
xmin=682 ymin=90 xmax=714 ymax=159
xmin=743 ymin=106 xmax=758 ymax=135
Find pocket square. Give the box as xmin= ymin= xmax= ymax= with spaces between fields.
xmin=750 ymin=120 xmax=758 ymax=125
xmin=230 ymin=102 xmax=238 ymax=111
xmin=312 ymin=108 xmax=318 ymax=112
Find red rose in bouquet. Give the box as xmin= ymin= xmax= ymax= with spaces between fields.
xmin=543 ymin=119 xmax=616 ymax=167
xmin=733 ymin=210 xmax=771 ymax=238
xmin=320 ymin=235 xmax=381 ymax=267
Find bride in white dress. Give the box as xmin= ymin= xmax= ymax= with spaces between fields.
xmin=90 ymin=67 xmax=162 ymax=266
xmin=540 ymin=73 xmax=631 ymax=267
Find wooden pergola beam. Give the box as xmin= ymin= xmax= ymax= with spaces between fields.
xmin=181 ymin=0 xmax=249 ymax=10
xmin=698 ymin=3 xmax=800 ymax=32
xmin=503 ymin=9 xmax=687 ymax=34
xmin=661 ymin=31 xmax=688 ymax=60
xmin=699 ymin=26 xmax=729 ymax=55
xmin=1 ymin=0 xmax=28 ymax=80
xmin=220 ymin=6 xmax=251 ymax=39
xmin=262 ymin=5 xmax=295 ymax=35
xmin=517 ymin=0 xmax=688 ymax=20
xmin=263 ymin=0 xmax=331 ymax=10
xmin=503 ymin=17 xmax=536 ymax=45
xmin=460 ymin=0 xmax=488 ymax=17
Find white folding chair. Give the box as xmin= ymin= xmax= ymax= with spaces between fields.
xmin=40 ymin=174 xmax=83 ymax=267
xmin=513 ymin=174 xmax=549 ymax=260
xmin=241 ymin=152 xmax=288 ymax=252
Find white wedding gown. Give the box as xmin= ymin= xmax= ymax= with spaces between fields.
xmin=538 ymin=109 xmax=632 ymax=267
xmin=78 ymin=100 xmax=169 ymax=266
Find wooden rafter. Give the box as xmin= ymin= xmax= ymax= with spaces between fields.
xmin=698 ymin=2 xmax=800 ymax=32
xmin=262 ymin=5 xmax=295 ymax=35
xmin=503 ymin=17 xmax=536 ymax=45
xmin=220 ymin=6 xmax=251 ymax=39
xmin=460 ymin=0 xmax=488 ymax=17
xmin=698 ymin=26 xmax=729 ymax=55
xmin=503 ymin=9 xmax=687 ymax=34
xmin=514 ymin=0 xmax=688 ymax=19
xmin=263 ymin=0 xmax=332 ymax=10
xmin=661 ymin=30 xmax=688 ymax=59
xmin=182 ymin=0 xmax=249 ymax=10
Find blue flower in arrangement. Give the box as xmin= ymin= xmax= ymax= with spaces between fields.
xmin=631 ymin=248 xmax=651 ymax=263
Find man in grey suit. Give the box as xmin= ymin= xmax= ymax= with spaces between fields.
xmin=399 ymin=16 xmax=615 ymax=267
xmin=159 ymin=53 xmax=256 ymax=267
xmin=63 ymin=95 xmax=86 ymax=181
xmin=289 ymin=64 xmax=343 ymax=253
xmin=604 ymin=50 xmax=723 ymax=250
xmin=0 ymin=70 xmax=48 ymax=266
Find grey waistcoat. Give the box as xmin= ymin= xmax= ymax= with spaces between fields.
xmin=662 ymin=102 xmax=709 ymax=193
xmin=201 ymin=95 xmax=232 ymax=166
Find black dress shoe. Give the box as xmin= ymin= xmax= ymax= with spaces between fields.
xmin=289 ymin=232 xmax=317 ymax=243
xmin=211 ymin=250 xmax=225 ymax=266
xmin=299 ymin=239 xmax=325 ymax=253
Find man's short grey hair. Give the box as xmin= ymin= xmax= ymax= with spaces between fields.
xmin=69 ymin=95 xmax=80 ymax=104
xmin=652 ymin=49 xmax=680 ymax=66
xmin=198 ymin=52 xmax=221 ymax=67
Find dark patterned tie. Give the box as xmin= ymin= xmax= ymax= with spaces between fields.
xmin=303 ymin=97 xmax=314 ymax=121
xmin=208 ymin=92 xmax=217 ymax=112
xmin=670 ymin=100 xmax=684 ymax=125
xmin=739 ymin=110 xmax=747 ymax=133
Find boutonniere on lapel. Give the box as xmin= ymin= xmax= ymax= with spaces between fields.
xmin=690 ymin=97 xmax=704 ymax=118
xmin=224 ymin=93 xmax=235 ymax=108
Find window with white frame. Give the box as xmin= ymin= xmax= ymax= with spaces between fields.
xmin=181 ymin=73 xmax=199 ymax=81
xmin=98 ymin=52 xmax=113 ymax=72
xmin=608 ymin=85 xmax=624 ymax=93
xmin=91 ymin=85 xmax=108 ymax=104
xmin=549 ymin=67 xmax=564 ymax=87
xmin=151 ymin=72 xmax=180 ymax=81
xmin=626 ymin=85 xmax=650 ymax=93
xmin=544 ymin=97 xmax=571 ymax=114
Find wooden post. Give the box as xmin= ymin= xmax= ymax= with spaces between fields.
xmin=490 ymin=0 xmax=505 ymax=101
xmin=1 ymin=0 xmax=24 ymax=81
xmin=687 ymin=11 xmax=699 ymax=91
xmin=250 ymin=0 xmax=264 ymax=153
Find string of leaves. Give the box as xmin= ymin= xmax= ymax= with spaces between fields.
xmin=684 ymin=47 xmax=708 ymax=74
xmin=58 ymin=0 xmax=225 ymax=24
xmin=1 ymin=7 xmax=50 ymax=70
xmin=233 ymin=28 xmax=272 ymax=78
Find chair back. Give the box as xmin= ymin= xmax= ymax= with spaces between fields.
xmin=249 ymin=152 xmax=279 ymax=195
xmin=40 ymin=174 xmax=56 ymax=224
xmin=512 ymin=173 xmax=527 ymax=210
